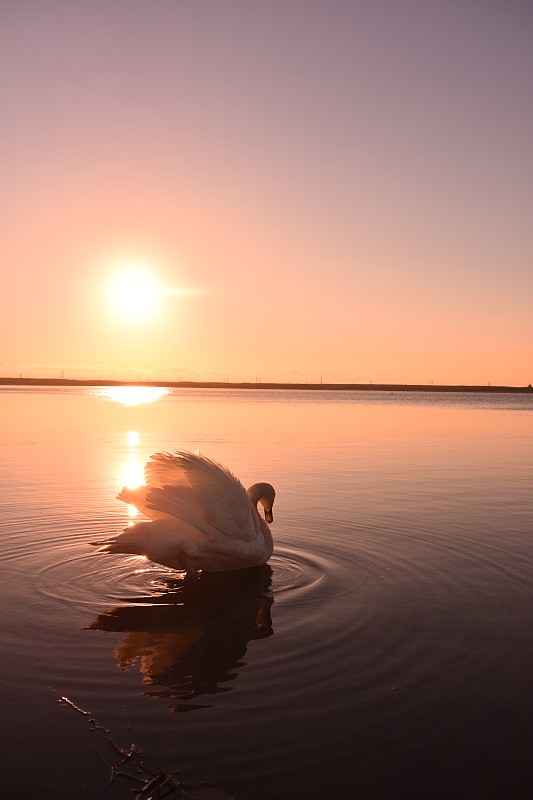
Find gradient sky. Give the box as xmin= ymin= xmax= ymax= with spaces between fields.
xmin=2 ymin=0 xmax=532 ymax=384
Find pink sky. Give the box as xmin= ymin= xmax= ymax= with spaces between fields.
xmin=1 ymin=0 xmax=532 ymax=385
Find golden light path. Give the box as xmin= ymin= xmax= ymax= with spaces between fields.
xmin=98 ymin=386 xmax=170 ymax=406
xmin=127 ymin=430 xmax=140 ymax=446
xmin=123 ymin=458 xmax=144 ymax=489
xmin=121 ymin=430 xmax=144 ymax=518
xmin=122 ymin=457 xmax=143 ymax=517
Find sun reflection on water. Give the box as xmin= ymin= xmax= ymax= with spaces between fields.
xmin=120 ymin=429 xmax=145 ymax=517
xmin=123 ymin=459 xmax=144 ymax=488
xmin=97 ymin=386 xmax=170 ymax=406
xmin=127 ymin=430 xmax=140 ymax=446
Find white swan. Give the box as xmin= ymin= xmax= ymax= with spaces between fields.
xmin=93 ymin=451 xmax=275 ymax=576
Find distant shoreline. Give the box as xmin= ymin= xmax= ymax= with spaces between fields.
xmin=1 ymin=377 xmax=532 ymax=393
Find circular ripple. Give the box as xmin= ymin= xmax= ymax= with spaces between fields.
xmin=33 ymin=540 xmax=365 ymax=613
xmin=269 ymin=541 xmax=372 ymax=605
xmin=269 ymin=546 xmax=326 ymax=600
xmin=34 ymin=550 xmax=178 ymax=611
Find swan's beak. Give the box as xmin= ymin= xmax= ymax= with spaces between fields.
xmin=265 ymin=509 xmax=273 ymax=523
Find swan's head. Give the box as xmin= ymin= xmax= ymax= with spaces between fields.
xmin=247 ymin=482 xmax=276 ymax=523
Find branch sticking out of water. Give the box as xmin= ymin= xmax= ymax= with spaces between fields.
xmin=58 ymin=694 xmax=138 ymax=761
xmin=56 ymin=695 xmax=164 ymax=794
xmin=57 ymin=694 xmax=91 ymax=715
xmin=55 ymin=692 xmax=232 ymax=799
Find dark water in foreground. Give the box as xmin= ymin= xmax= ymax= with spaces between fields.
xmin=1 ymin=387 xmax=532 ymax=799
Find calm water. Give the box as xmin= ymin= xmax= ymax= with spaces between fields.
xmin=1 ymin=387 xmax=532 ymax=799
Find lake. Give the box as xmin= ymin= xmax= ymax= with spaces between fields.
xmin=1 ymin=386 xmax=532 ymax=799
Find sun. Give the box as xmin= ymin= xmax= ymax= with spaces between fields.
xmin=107 ymin=266 xmax=162 ymax=322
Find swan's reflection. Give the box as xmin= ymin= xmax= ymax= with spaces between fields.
xmin=89 ymin=566 xmax=274 ymax=710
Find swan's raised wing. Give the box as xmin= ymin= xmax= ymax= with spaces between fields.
xmin=140 ymin=451 xmax=258 ymax=542
xmin=144 ymin=451 xmax=197 ymax=489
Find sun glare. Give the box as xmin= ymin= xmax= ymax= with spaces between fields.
xmin=108 ymin=267 xmax=162 ymax=322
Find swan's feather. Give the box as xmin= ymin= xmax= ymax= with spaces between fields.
xmin=98 ymin=518 xmax=207 ymax=570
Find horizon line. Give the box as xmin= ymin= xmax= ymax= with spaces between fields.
xmin=1 ymin=377 xmax=531 ymax=394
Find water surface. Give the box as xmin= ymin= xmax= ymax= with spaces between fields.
xmin=1 ymin=387 xmax=532 ymax=798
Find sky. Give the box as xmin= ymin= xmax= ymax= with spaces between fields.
xmin=1 ymin=0 xmax=532 ymax=385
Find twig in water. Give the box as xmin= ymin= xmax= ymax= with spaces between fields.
xmin=55 ymin=692 xmax=234 ymax=799
xmin=57 ymin=693 xmax=182 ymax=797
xmin=58 ymin=695 xmax=91 ymax=716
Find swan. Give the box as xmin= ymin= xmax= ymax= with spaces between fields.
xmin=93 ymin=451 xmax=275 ymax=577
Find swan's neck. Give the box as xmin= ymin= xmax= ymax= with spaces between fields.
xmin=247 ymin=482 xmax=274 ymax=558
xmin=247 ymin=483 xmax=270 ymax=506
